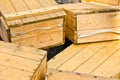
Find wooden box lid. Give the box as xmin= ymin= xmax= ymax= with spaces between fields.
xmin=0 ymin=41 xmax=47 ymax=80
xmin=62 ymin=3 xmax=120 ymax=15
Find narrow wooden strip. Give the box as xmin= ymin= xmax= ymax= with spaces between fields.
xmin=0 ymin=0 xmax=16 ymax=14
xmin=46 ymin=69 xmax=116 ymax=80
xmin=48 ymin=44 xmax=89 ymax=69
xmin=23 ymin=0 xmax=50 ymax=20
xmin=57 ymin=41 xmax=108 ymax=71
xmin=91 ymin=44 xmax=120 ymax=78
xmin=5 ymin=6 xmax=63 ymax=21
xmin=9 ymin=0 xmax=36 ymax=23
xmin=0 ymin=0 xmax=22 ymax=26
xmin=74 ymin=41 xmax=120 ymax=74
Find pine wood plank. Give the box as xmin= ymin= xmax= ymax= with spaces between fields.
xmin=10 ymin=18 xmax=63 ymax=48
xmin=0 ymin=41 xmax=47 ymax=80
xmin=37 ymin=0 xmax=62 ymax=17
xmin=9 ymin=0 xmax=36 ymax=23
xmin=74 ymin=40 xmax=120 ymax=74
xmin=48 ymin=44 xmax=89 ymax=69
xmin=48 ymin=40 xmax=120 ymax=78
xmin=23 ymin=0 xmax=50 ymax=20
xmin=0 ymin=0 xmax=15 ymax=14
xmin=91 ymin=47 xmax=120 ymax=78
xmin=57 ymin=41 xmax=108 ymax=71
xmin=77 ymin=12 xmax=120 ymax=30
xmin=0 ymin=0 xmax=22 ymax=26
xmin=92 ymin=0 xmax=119 ymax=5
xmin=46 ymin=69 xmax=116 ymax=80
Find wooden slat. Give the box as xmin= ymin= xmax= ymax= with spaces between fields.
xmin=5 ymin=6 xmax=63 ymax=21
xmin=23 ymin=0 xmax=50 ymax=20
xmin=0 ymin=0 xmax=22 ymax=26
xmin=48 ymin=40 xmax=120 ymax=78
xmin=46 ymin=69 xmax=116 ymax=80
xmin=57 ymin=41 xmax=108 ymax=71
xmin=76 ymin=12 xmax=120 ymax=30
xmin=92 ymin=0 xmax=119 ymax=5
xmin=37 ymin=0 xmax=62 ymax=17
xmin=91 ymin=47 xmax=120 ymax=78
xmin=9 ymin=0 xmax=36 ymax=23
xmin=74 ymin=41 xmax=120 ymax=74
xmin=0 ymin=0 xmax=15 ymax=14
xmin=48 ymin=43 xmax=89 ymax=69
xmin=10 ymin=18 xmax=63 ymax=48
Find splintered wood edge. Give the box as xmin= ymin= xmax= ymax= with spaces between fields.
xmin=4 ymin=6 xmax=66 ymax=21
xmin=46 ymin=69 xmax=117 ymax=80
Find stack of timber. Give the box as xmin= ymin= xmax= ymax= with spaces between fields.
xmin=0 ymin=0 xmax=66 ymax=49
xmin=62 ymin=3 xmax=120 ymax=43
xmin=0 ymin=41 xmax=47 ymax=80
xmin=48 ymin=40 xmax=120 ymax=79
xmin=46 ymin=69 xmax=117 ymax=80
xmin=82 ymin=0 xmax=120 ymax=5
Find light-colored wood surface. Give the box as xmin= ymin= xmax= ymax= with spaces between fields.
xmin=62 ymin=3 xmax=120 ymax=43
xmin=0 ymin=0 xmax=66 ymax=49
xmin=11 ymin=18 xmax=64 ymax=48
xmin=83 ymin=0 xmax=120 ymax=5
xmin=46 ymin=69 xmax=117 ymax=80
xmin=48 ymin=40 xmax=120 ymax=78
xmin=0 ymin=41 xmax=47 ymax=80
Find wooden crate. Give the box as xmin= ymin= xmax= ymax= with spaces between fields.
xmin=62 ymin=3 xmax=120 ymax=43
xmin=46 ymin=69 xmax=116 ymax=80
xmin=48 ymin=40 xmax=120 ymax=79
xmin=82 ymin=0 xmax=120 ymax=5
xmin=0 ymin=0 xmax=66 ymax=49
xmin=0 ymin=41 xmax=47 ymax=80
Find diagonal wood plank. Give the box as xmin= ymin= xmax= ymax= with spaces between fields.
xmin=0 ymin=0 xmax=22 ymax=26
xmin=74 ymin=41 xmax=120 ymax=74
xmin=9 ymin=0 xmax=36 ymax=23
xmin=91 ymin=47 xmax=120 ymax=78
xmin=57 ymin=41 xmax=109 ymax=71
xmin=48 ymin=43 xmax=89 ymax=69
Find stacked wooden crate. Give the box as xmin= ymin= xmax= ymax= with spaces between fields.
xmin=48 ymin=40 xmax=120 ymax=79
xmin=46 ymin=69 xmax=116 ymax=80
xmin=62 ymin=3 xmax=120 ymax=43
xmin=0 ymin=41 xmax=47 ymax=80
xmin=0 ymin=0 xmax=66 ymax=49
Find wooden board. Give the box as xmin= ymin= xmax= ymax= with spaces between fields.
xmin=0 ymin=41 xmax=47 ymax=80
xmin=10 ymin=18 xmax=64 ymax=48
xmin=83 ymin=0 xmax=120 ymax=5
xmin=62 ymin=3 xmax=120 ymax=43
xmin=48 ymin=40 xmax=120 ymax=79
xmin=46 ymin=69 xmax=117 ymax=80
